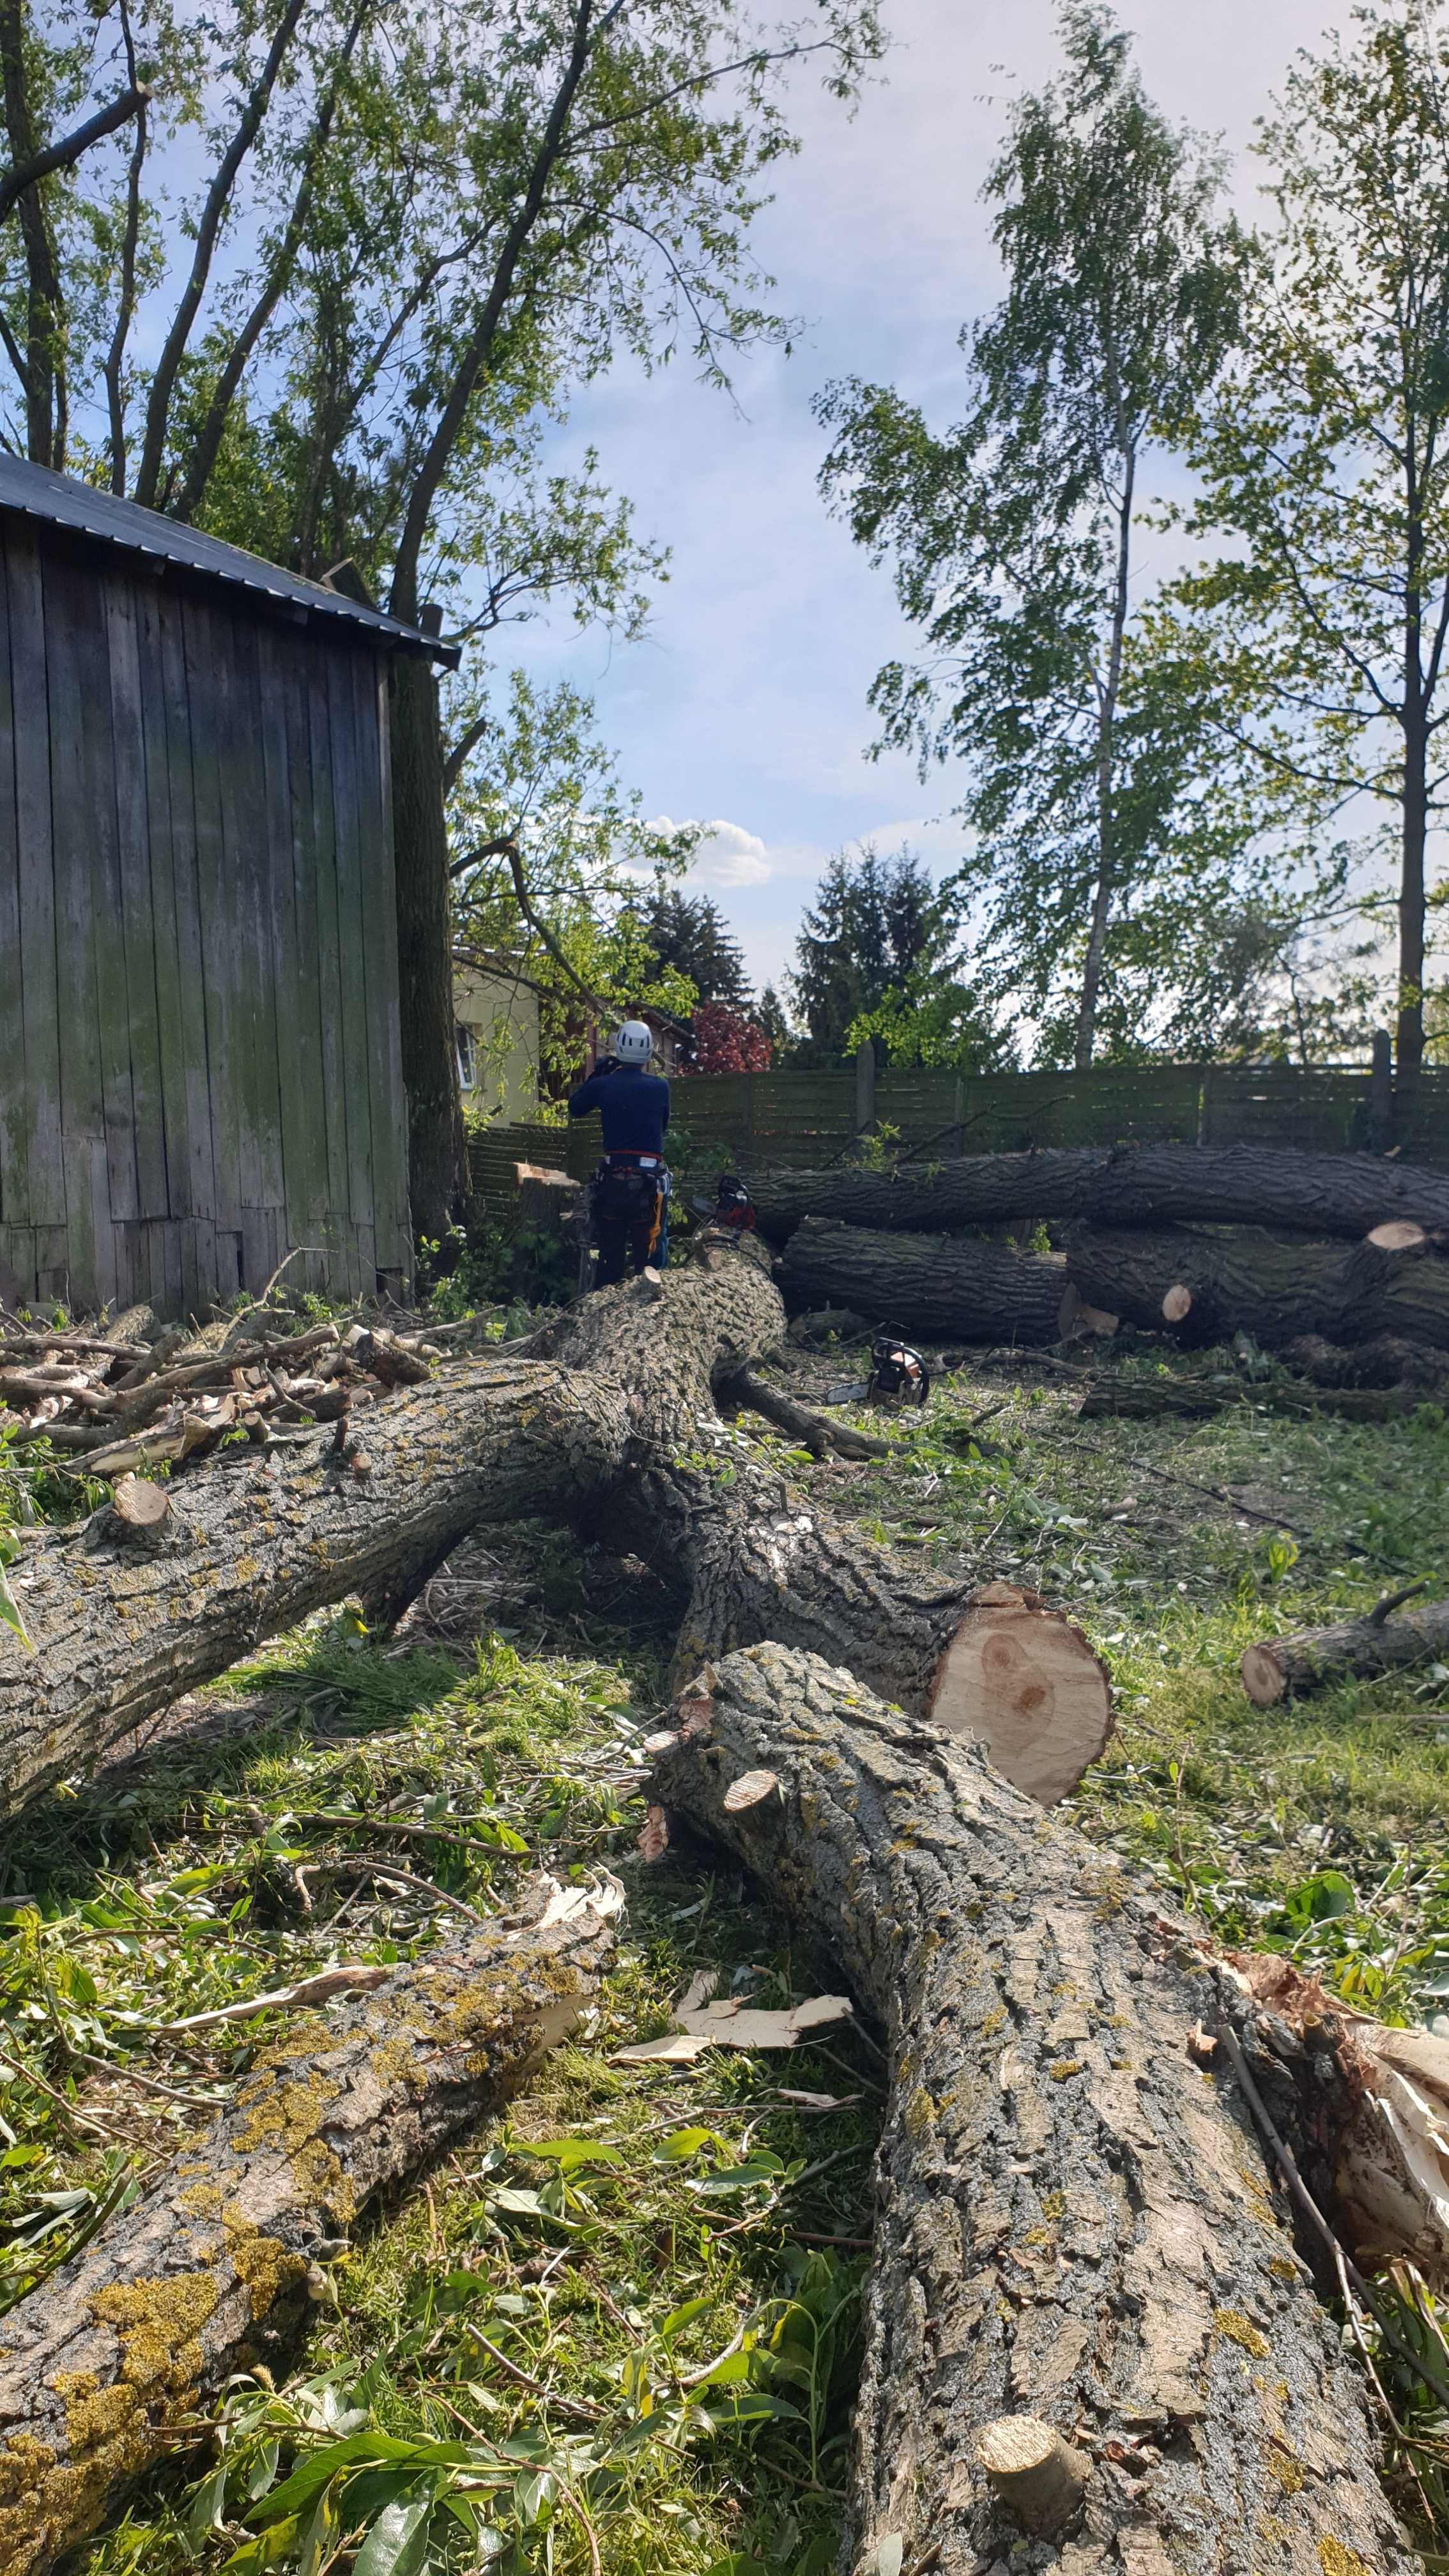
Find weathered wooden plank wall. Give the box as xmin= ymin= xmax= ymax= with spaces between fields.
xmin=0 ymin=521 xmax=411 ymax=1315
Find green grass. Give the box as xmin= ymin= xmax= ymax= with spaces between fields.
xmin=6 ymin=1339 xmax=1449 ymax=2570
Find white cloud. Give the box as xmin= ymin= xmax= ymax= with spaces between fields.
xmin=650 ymin=816 xmax=773 ymax=888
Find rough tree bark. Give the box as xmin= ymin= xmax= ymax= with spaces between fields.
xmin=0 ymin=1240 xmax=1107 ymax=1815
xmin=390 ymin=648 xmax=466 ymax=1245
xmin=1064 ymin=1224 xmax=1449 ymax=1353
xmin=747 ymin=1145 xmax=1449 ymax=1245
xmin=779 ymin=1216 xmax=1068 ymax=1346
xmin=652 ymin=1643 xmax=1415 ymax=2576
xmin=0 ymin=1878 xmax=620 ymax=2576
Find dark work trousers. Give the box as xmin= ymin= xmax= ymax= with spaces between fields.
xmin=591 ymin=1163 xmax=668 ymax=1286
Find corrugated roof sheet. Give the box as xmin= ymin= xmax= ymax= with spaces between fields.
xmin=0 ymin=452 xmax=456 ymax=661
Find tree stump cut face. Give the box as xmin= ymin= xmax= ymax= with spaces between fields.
xmin=928 ymin=1584 xmax=1114 ymax=1805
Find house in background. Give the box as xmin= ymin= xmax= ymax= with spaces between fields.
xmin=454 ymin=962 xmax=540 ymax=1120
xmin=0 ymin=452 xmax=455 ymax=1316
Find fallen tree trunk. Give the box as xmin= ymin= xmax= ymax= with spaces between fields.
xmin=652 ymin=1644 xmax=1416 ymax=2576
xmin=0 ymin=1236 xmax=1109 ymax=1814
xmin=1241 ymin=1585 xmax=1449 ymax=1705
xmin=748 ymin=1143 xmax=1449 ymax=1244
xmin=0 ymin=1876 xmax=620 ymax=2576
xmin=1077 ymin=1374 xmax=1418 ymax=1424
xmin=779 ymin=1216 xmax=1069 ymax=1345
xmin=1066 ymin=1222 xmax=1449 ymax=1352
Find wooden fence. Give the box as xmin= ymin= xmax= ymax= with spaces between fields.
xmin=468 ymin=1060 xmax=1449 ymax=1220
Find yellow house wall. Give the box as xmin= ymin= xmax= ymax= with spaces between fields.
xmin=454 ymin=968 xmax=540 ymax=1121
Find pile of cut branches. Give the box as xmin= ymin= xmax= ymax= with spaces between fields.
xmin=0 ymin=1310 xmax=454 ymax=1481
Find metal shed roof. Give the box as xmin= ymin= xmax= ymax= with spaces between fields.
xmin=0 ymin=452 xmax=457 ymax=661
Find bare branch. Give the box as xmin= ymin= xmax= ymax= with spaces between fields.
xmin=134 ymin=0 xmax=309 ymax=509
xmin=442 ymin=714 xmax=489 ymax=799
xmin=0 ymin=79 xmax=148 ymax=227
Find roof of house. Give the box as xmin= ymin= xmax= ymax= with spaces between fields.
xmin=0 ymin=452 xmax=457 ymax=662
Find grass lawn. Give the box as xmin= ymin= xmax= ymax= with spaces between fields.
xmin=3 ymin=1328 xmax=1448 ymax=2572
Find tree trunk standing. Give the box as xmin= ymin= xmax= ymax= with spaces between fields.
xmin=652 ymin=1645 xmax=1414 ymax=2576
xmin=0 ymin=0 xmax=62 ymax=466
xmin=1074 ymin=446 xmax=1135 ymax=1071
xmin=1396 ymin=460 xmax=1427 ymax=1099
xmin=0 ymin=1882 xmax=620 ymax=2576
xmin=747 ymin=1144 xmax=1449 ymax=1245
xmin=779 ymin=1215 xmax=1069 ymax=1345
xmin=390 ymin=648 xmax=466 ymax=1246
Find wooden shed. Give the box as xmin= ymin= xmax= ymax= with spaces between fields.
xmin=0 ymin=454 xmax=452 ymax=1319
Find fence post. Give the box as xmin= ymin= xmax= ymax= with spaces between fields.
xmin=744 ymin=1066 xmax=755 ymax=1160
xmin=952 ymin=1073 xmax=965 ymax=1158
xmin=1368 ymin=1028 xmax=1394 ymax=1154
xmin=854 ymin=1038 xmax=876 ymax=1139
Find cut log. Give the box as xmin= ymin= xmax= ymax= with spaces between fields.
xmin=1241 ymin=1587 xmax=1449 ymax=1705
xmin=779 ymin=1216 xmax=1069 ymax=1346
xmin=1076 ymin=1374 xmax=1420 ymax=1425
xmin=0 ymin=1238 xmax=1107 ymax=1816
xmin=0 ymin=1875 xmax=620 ymax=2576
xmin=928 ymin=1582 xmax=1114 ymax=1805
xmin=651 ymin=1644 xmax=1414 ymax=2576
xmin=747 ymin=1143 xmax=1449 ymax=1244
xmin=1066 ymin=1221 xmax=1449 ymax=1352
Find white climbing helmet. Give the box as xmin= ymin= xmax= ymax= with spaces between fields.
xmin=613 ymin=1019 xmax=654 ymax=1064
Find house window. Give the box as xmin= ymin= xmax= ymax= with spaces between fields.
xmin=456 ymin=1024 xmax=477 ymax=1089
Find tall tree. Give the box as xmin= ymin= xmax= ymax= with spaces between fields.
xmin=1168 ymin=0 xmax=1449 ymax=1094
xmin=816 ymin=3 xmax=1241 ymax=1067
xmin=640 ymin=878 xmax=752 ymax=1006
xmin=0 ymin=0 xmax=884 ymax=1237
xmin=790 ymin=845 xmax=958 ymax=1062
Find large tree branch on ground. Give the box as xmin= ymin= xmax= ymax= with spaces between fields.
xmin=748 ymin=1146 xmax=1449 ymax=1245
xmin=0 ymin=1876 xmax=620 ymax=2576
xmin=651 ymin=1644 xmax=1417 ymax=2576
xmin=0 ymin=1240 xmax=1108 ymax=1816
xmin=779 ymin=1215 xmax=1070 ymax=1346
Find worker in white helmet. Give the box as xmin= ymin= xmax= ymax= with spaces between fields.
xmin=567 ymin=1020 xmax=671 ymax=1286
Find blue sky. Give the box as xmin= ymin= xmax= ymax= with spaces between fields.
xmin=503 ymin=0 xmax=1356 ymax=998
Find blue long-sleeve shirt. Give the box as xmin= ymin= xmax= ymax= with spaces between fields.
xmin=567 ymin=1064 xmax=671 ymax=1157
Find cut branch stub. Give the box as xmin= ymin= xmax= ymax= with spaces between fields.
xmin=1161 ymin=1282 xmax=1193 ymax=1323
xmin=1367 ymin=1220 xmax=1428 ymax=1253
xmin=722 ymin=1767 xmax=779 ymax=1814
xmin=108 ymin=1473 xmax=171 ymax=1541
xmin=974 ymin=2416 xmax=1091 ymax=2537
xmin=927 ymin=1583 xmax=1113 ymax=1805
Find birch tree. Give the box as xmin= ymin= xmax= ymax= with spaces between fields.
xmin=817 ymin=3 xmax=1240 ymax=1066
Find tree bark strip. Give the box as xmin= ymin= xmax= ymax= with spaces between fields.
xmin=747 ymin=1145 xmax=1449 ymax=1245
xmin=779 ymin=1215 xmax=1068 ymax=1346
xmin=652 ymin=1643 xmax=1414 ymax=2576
xmin=0 ymin=1878 xmax=620 ymax=2576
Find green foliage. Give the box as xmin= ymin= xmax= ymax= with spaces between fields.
xmin=817 ymin=4 xmax=1255 ymax=1066
xmin=638 ymin=877 xmax=753 ymax=1011
xmin=1166 ymin=0 xmax=1449 ymax=1079
xmin=790 ymin=845 xmax=1006 ymax=1070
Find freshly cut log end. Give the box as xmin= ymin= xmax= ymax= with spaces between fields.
xmin=974 ymin=2416 xmax=1091 ymax=2536
xmin=927 ymin=1583 xmax=1113 ymax=1805
xmin=0 ymin=1876 xmax=620 ymax=2576
xmin=1366 ymin=1220 xmax=1427 ymax=1252
xmin=1239 ymin=1597 xmax=1449 ymax=1706
xmin=1161 ymin=1282 xmax=1192 ymax=1323
xmin=1240 ymin=1641 xmax=1289 ymax=1706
